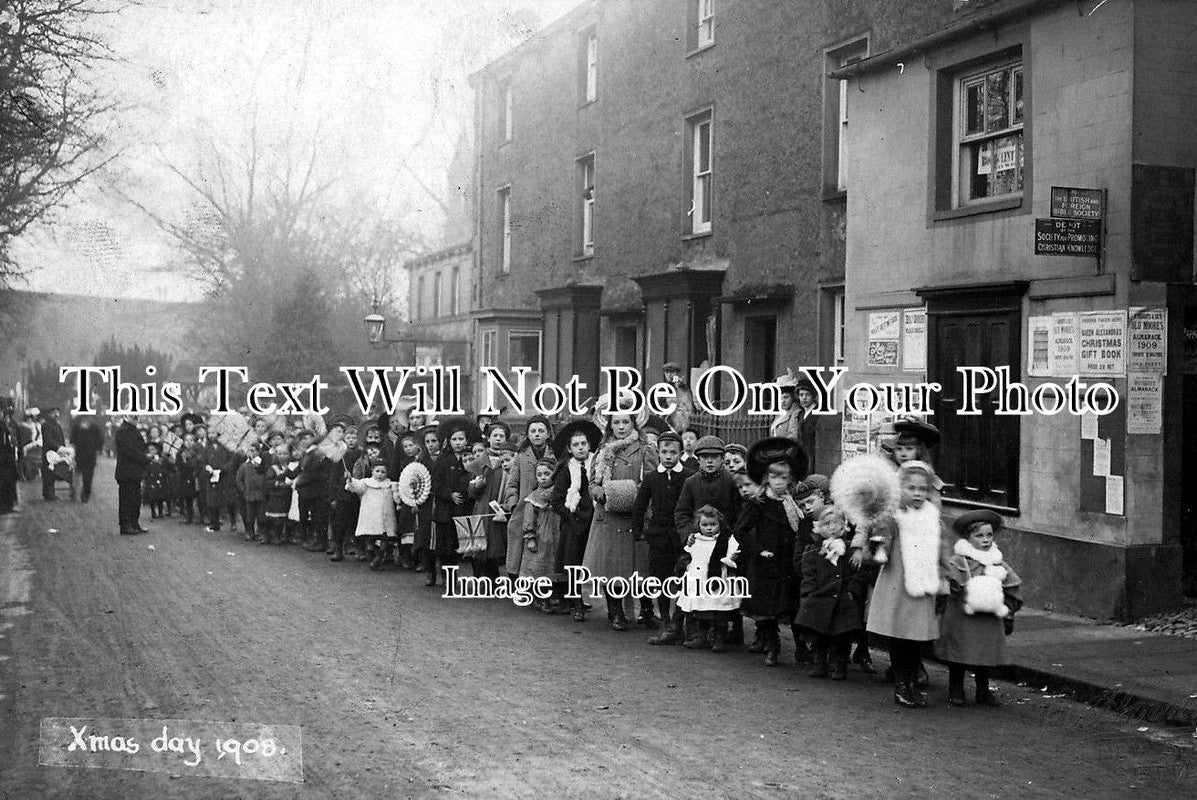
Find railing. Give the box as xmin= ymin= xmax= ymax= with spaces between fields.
xmin=687 ymin=410 xmax=772 ymax=448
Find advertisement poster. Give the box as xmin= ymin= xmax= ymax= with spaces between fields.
xmin=901 ymin=308 xmax=927 ymax=372
xmin=1049 ymin=312 xmax=1079 ymax=376
xmin=867 ymin=311 xmax=900 ymax=367
xmin=1127 ymin=373 xmax=1163 ymax=435
xmin=1027 ymin=316 xmax=1051 ymax=377
xmin=1077 ymin=310 xmax=1127 ymax=377
xmin=1128 ymin=307 xmax=1167 ymax=374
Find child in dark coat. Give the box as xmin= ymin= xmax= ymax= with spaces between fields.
xmin=936 ymin=509 xmax=1023 ymax=707
xmin=143 ymin=443 xmax=169 ymax=519
xmin=796 ymin=506 xmax=868 ymax=679
xmin=175 ymin=437 xmax=198 ymax=524
xmin=236 ymin=443 xmax=266 ymax=542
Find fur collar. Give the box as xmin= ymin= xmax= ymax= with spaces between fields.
xmin=954 ymin=537 xmax=1003 ymax=566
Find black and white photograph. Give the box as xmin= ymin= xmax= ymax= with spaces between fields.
xmin=2 ymin=0 xmax=1197 ymax=797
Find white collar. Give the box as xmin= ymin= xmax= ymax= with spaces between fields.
xmin=657 ymin=462 xmax=684 ymax=474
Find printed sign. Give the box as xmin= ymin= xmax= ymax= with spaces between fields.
xmin=902 ymin=308 xmax=927 ymax=372
xmin=1128 ymin=307 xmax=1167 ymax=374
xmin=39 ymin=718 xmax=303 ymax=783
xmin=1105 ymin=475 xmax=1124 ymax=516
xmin=1127 ymin=373 xmax=1163 ymax=435
xmin=1050 ymin=187 xmax=1104 ymax=220
xmin=1077 ymin=310 xmax=1127 ymax=377
xmin=1027 ymin=316 xmax=1051 ymax=377
xmin=1035 ymin=218 xmax=1102 ymax=257
xmin=1049 ymin=313 xmax=1079 ymax=376
xmin=867 ymin=340 xmax=898 ymax=367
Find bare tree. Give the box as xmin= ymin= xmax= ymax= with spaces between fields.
xmin=0 ymin=0 xmax=121 ymax=286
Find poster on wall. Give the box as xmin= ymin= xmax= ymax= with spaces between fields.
xmin=841 ymin=408 xmax=871 ymax=460
xmin=901 ymin=308 xmax=927 ymax=372
xmin=1077 ymin=310 xmax=1127 ymax=377
xmin=1049 ymin=312 xmax=1079 ymax=376
xmin=867 ymin=311 xmax=900 ymax=367
xmin=1128 ymin=307 xmax=1167 ymax=374
xmin=1127 ymin=373 xmax=1163 ymax=435
xmin=1105 ymin=475 xmax=1125 ymax=516
xmin=1027 ymin=316 xmax=1051 ymax=377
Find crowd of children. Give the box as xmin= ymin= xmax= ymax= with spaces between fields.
xmin=113 ymin=374 xmax=1022 ymax=709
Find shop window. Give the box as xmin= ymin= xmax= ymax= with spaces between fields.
xmin=432 ymin=272 xmax=442 ymax=318
xmin=415 ymin=276 xmax=424 ymax=321
xmin=957 ymin=59 xmax=1024 ymax=205
xmin=449 ymin=266 xmax=460 ymax=316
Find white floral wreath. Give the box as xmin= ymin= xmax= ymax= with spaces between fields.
xmin=398 ymin=462 xmax=432 ymax=508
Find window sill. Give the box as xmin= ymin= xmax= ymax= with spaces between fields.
xmin=572 ymin=252 xmax=594 ymax=262
xmin=578 ymin=99 xmax=597 ymax=111
xmin=498 ymin=138 xmax=512 ymax=149
xmin=942 ymin=496 xmax=1020 ymax=517
xmin=683 ymin=230 xmax=713 ymax=242
xmin=686 ymin=42 xmax=715 ymax=59
xmin=821 ymin=187 xmax=847 ymax=203
xmin=933 ymin=195 xmax=1024 ymax=222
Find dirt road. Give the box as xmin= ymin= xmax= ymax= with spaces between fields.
xmin=1 ymin=460 xmax=1195 ymax=799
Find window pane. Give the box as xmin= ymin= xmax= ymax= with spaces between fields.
xmin=967 ymin=132 xmax=1023 ymax=200
xmin=1012 ymin=68 xmax=1024 ymax=124
xmin=965 ymin=80 xmax=985 ymax=135
xmin=699 ymin=174 xmax=712 ymax=224
xmin=697 ymin=121 xmax=710 ymax=172
xmin=509 ymin=333 xmax=541 ymax=370
xmin=984 ymin=70 xmax=1010 ymax=132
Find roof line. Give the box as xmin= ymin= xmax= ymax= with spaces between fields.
xmin=830 ymin=0 xmax=1069 ymax=80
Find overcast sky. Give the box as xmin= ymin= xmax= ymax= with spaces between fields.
xmin=12 ymin=0 xmax=579 ymax=302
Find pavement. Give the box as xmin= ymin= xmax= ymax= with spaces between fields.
xmin=992 ymin=609 xmax=1197 ymax=726
xmin=2 ymin=463 xmax=1197 ymax=798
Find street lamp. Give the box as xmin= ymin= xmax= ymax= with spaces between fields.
xmin=363 ymin=299 xmax=404 ymax=350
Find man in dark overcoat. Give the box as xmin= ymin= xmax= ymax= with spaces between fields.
xmin=114 ymin=414 xmax=151 ymax=534
xmin=70 ymin=415 xmax=104 ymax=502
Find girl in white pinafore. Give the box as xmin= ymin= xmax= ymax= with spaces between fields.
xmin=347 ymin=460 xmax=400 ymax=545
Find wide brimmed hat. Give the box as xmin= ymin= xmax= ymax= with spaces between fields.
xmin=773 ymin=369 xmax=799 ymax=395
xmin=437 ymin=416 xmax=483 ymax=444
xmin=892 ymin=416 xmax=940 ymax=448
xmin=553 ymin=419 xmax=603 ymax=459
xmin=417 ymin=424 xmax=441 ymax=441
xmin=952 ymin=508 xmax=1003 ymax=537
xmin=746 ymin=436 xmax=809 ymax=484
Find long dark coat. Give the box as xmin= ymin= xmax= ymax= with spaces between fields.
xmin=70 ymin=421 xmax=103 ymax=467
xmin=795 ymin=543 xmax=868 ymax=636
xmin=114 ymin=421 xmax=149 ymax=485
xmin=431 ymin=449 xmax=470 ymax=556
xmin=734 ymin=495 xmax=799 ymax=619
xmin=201 ymin=441 xmax=238 ymax=507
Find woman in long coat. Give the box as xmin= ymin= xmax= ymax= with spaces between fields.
xmin=582 ymin=409 xmax=657 ymax=630
xmin=506 ymin=416 xmax=554 ymax=579
xmin=410 ymin=425 xmax=438 ymax=571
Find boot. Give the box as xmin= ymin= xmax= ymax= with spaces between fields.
xmin=727 ymin=616 xmax=744 ymax=646
xmin=608 ymin=606 xmax=628 ymax=632
xmin=637 ymin=600 xmax=658 ymax=630
xmin=398 ymin=544 xmax=414 ymax=570
xmin=975 ymin=674 xmax=1001 ymax=707
xmin=710 ymin=621 xmax=729 ymax=653
xmin=852 ymin=643 xmax=877 ymax=674
xmin=763 ymin=640 xmax=780 ymax=667
xmin=808 ymin=645 xmax=830 ymax=678
xmin=329 ymin=539 xmax=344 ymax=562
xmin=649 ymin=609 xmax=686 ymax=645
xmin=747 ymin=627 xmax=766 ymax=654
xmin=893 ymin=681 xmax=917 ymax=708
xmin=424 ymin=553 xmax=439 ymax=586
xmin=948 ymin=683 xmax=967 ymax=707
xmin=368 ymin=541 xmax=385 ymax=571
xmin=829 ymin=642 xmax=850 ymax=681
xmin=792 ymin=626 xmax=813 ymax=665
xmin=683 ymin=621 xmax=711 ymax=649
xmin=571 ymin=599 xmax=586 ymax=622
xmin=915 ymin=661 xmax=930 ymax=688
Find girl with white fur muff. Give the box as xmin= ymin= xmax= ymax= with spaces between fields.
xmin=840 ymin=457 xmax=947 ymax=708
xmin=935 ymin=508 xmax=1023 ymax=707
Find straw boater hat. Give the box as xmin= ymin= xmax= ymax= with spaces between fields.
xmin=746 ymin=436 xmax=809 ymax=484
